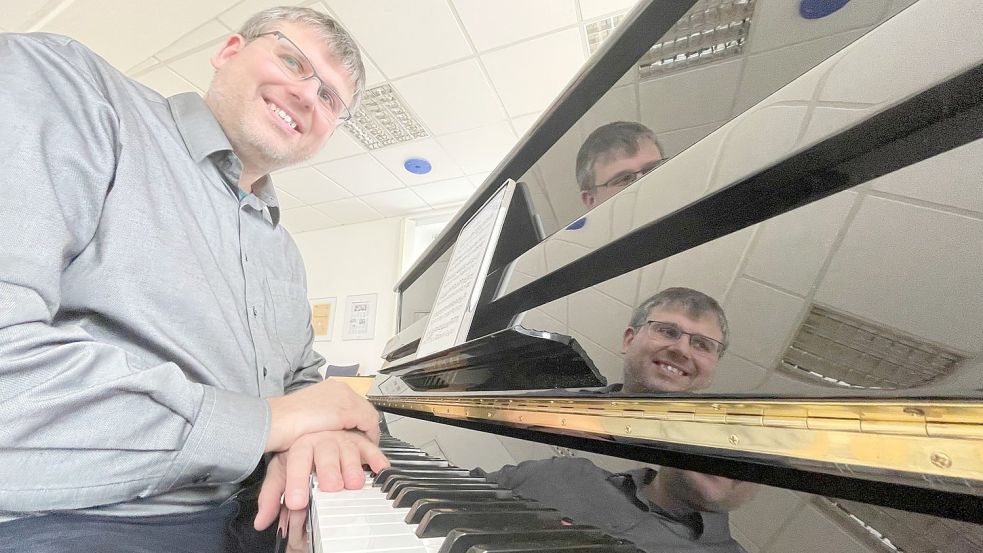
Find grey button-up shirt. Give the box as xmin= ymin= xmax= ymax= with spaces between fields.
xmin=0 ymin=32 xmax=324 ymax=518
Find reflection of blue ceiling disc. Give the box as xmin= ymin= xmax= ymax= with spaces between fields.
xmin=404 ymin=158 xmax=432 ymax=174
xmin=800 ymin=0 xmax=851 ymax=19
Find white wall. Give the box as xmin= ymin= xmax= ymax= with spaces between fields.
xmin=292 ymin=218 xmax=406 ymax=374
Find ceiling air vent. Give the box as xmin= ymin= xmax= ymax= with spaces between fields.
xmin=780 ymin=305 xmax=965 ymax=389
xmin=637 ymin=0 xmax=756 ymax=80
xmin=346 ymin=84 xmax=429 ymax=150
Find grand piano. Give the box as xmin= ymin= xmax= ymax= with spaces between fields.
xmin=303 ymin=1 xmax=983 ymax=552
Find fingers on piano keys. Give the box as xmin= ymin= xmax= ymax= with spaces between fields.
xmin=310 ymin=434 xmax=644 ymax=553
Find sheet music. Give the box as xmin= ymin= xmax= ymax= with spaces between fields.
xmin=416 ymin=182 xmax=512 ymax=357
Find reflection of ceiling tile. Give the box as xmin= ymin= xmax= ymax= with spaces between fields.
xmin=816 ymin=196 xmax=983 ymax=352
xmin=746 ymin=0 xmax=889 ymax=53
xmin=567 ymin=287 xmax=633 ymax=354
xmin=393 ymin=60 xmax=507 ymax=135
xmin=660 ymin=227 xmax=753 ymax=303
xmin=639 ymin=58 xmax=743 ymax=133
xmin=724 ymin=278 xmax=805 ymax=368
xmin=710 ymin=104 xmax=807 ymax=190
xmin=869 ymin=140 xmax=983 ymax=214
xmin=273 ymin=166 xmax=351 ymax=204
xmin=481 ymin=27 xmax=585 ymax=117
xmin=327 ymin=0 xmax=472 ymax=79
xmin=452 ymin=0 xmax=578 ymax=52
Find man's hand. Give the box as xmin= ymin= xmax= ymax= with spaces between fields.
xmin=265 ymin=379 xmax=381 ymax=453
xmin=254 ymin=429 xmax=390 ymax=531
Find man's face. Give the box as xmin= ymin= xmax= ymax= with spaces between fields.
xmin=205 ymin=21 xmax=354 ymax=174
xmin=653 ymin=467 xmax=759 ymax=513
xmin=581 ymin=138 xmax=663 ymax=208
xmin=621 ymin=305 xmax=722 ymax=393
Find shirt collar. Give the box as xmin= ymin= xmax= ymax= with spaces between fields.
xmin=166 ymin=92 xmax=281 ymax=227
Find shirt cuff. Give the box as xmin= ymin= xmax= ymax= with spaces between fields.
xmin=159 ymin=385 xmax=270 ymax=492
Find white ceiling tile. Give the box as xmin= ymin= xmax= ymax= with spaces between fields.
xmin=311 ymin=197 xmax=382 ymax=225
xmin=744 ymin=191 xmax=858 ymax=295
xmin=410 ymin=177 xmax=475 ymax=207
xmin=272 ymin=166 xmax=351 ymax=204
xmin=393 ymin=59 xmax=507 ymax=135
xmin=167 ymin=47 xmax=217 ymax=92
xmin=361 ymin=54 xmax=386 ymax=87
xmin=218 ymin=0 xmax=305 ymax=31
xmin=816 ymin=196 xmax=983 ymax=352
xmin=306 ymin=127 xmax=367 ymax=165
xmin=0 ymin=1 xmax=63 ymax=30
xmin=639 ymin=58 xmax=744 ymax=134
xmin=314 ymin=154 xmax=404 ymax=195
xmin=468 ymin=173 xmax=492 ymax=189
xmin=371 ymin=139 xmax=464 ymax=186
xmin=510 ymin=113 xmax=542 ymax=139
xmin=452 ymin=0 xmax=578 ymax=52
xmin=579 ymin=0 xmax=639 ymax=20
xmin=481 ymin=27 xmax=586 ymax=117
xmin=870 ymin=139 xmax=983 ymax=214
xmin=38 ymin=0 xmax=233 ymax=72
xmin=134 ymin=66 xmax=200 ymax=97
xmin=156 ymin=19 xmax=231 ymax=62
xmin=360 ymin=188 xmax=429 ymax=217
xmin=725 ymin=278 xmax=806 ymax=369
xmin=660 ymin=227 xmax=755 ymax=303
xmin=127 ymin=57 xmax=160 ymax=75
xmin=274 ymin=187 xmax=304 ymax=210
xmin=747 ymin=0 xmax=890 ymax=53
xmin=567 ymin=287 xmax=633 ymax=366
xmin=280 ymin=206 xmax=339 ymax=233
xmin=436 ymin=122 xmax=517 ymax=175
xmin=326 ymin=0 xmax=472 ymax=78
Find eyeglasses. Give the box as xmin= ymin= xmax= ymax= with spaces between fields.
xmin=639 ymin=320 xmax=724 ymax=357
xmin=593 ymin=159 xmax=667 ymax=192
xmin=256 ymin=31 xmax=353 ymax=123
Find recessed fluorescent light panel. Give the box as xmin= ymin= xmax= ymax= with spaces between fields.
xmin=780 ymin=305 xmax=965 ymax=389
xmin=637 ymin=0 xmax=756 ymax=79
xmin=346 ymin=84 xmax=429 ymax=150
xmin=585 ymin=14 xmax=625 ymax=56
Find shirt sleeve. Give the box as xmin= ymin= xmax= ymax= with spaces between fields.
xmin=0 ymin=33 xmax=268 ymax=512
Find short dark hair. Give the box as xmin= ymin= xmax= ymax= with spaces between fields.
xmin=629 ymin=287 xmax=729 ymax=351
xmin=575 ymin=121 xmax=662 ymax=192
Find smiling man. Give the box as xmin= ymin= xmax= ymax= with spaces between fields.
xmin=576 ymin=121 xmax=665 ymax=209
xmin=486 ymin=288 xmax=757 ymax=553
xmin=0 ymin=7 xmax=387 ymax=553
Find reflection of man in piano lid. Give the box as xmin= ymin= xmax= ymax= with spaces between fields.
xmin=576 ymin=121 xmax=665 ymax=209
xmin=486 ymin=288 xmax=757 ymax=553
xmin=619 ymin=287 xmax=728 ymax=393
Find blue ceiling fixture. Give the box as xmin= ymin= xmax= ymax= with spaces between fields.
xmin=403 ymin=157 xmax=432 ymax=175
xmin=799 ymin=0 xmax=850 ymax=19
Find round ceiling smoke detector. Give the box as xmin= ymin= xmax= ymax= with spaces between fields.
xmin=403 ymin=158 xmax=432 ymax=175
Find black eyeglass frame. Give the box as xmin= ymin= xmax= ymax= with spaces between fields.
xmin=255 ymin=30 xmax=353 ymax=123
xmin=637 ymin=319 xmax=725 ymax=357
xmin=592 ymin=158 xmax=668 ymax=193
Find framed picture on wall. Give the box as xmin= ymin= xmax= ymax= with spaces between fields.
xmin=343 ymin=293 xmax=377 ymax=341
xmin=310 ymin=297 xmax=337 ymax=342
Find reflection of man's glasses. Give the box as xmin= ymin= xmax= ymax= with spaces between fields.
xmin=593 ymin=159 xmax=667 ymax=192
xmin=256 ymin=31 xmax=353 ymax=123
xmin=640 ymin=320 xmax=724 ymax=357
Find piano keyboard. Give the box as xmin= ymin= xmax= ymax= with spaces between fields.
xmin=308 ymin=435 xmax=643 ymax=553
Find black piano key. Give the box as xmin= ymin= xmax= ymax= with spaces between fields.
xmin=416 ymin=509 xmax=566 ymax=538
xmin=467 ymin=540 xmax=643 ymax=553
xmin=373 ymin=468 xmax=472 ymax=487
xmin=387 ymin=482 xmax=501 ymax=500
xmin=392 ymin=488 xmax=514 ymax=508
xmin=439 ymin=527 xmax=611 ymax=553
xmin=406 ymin=499 xmax=557 ymax=526
xmin=382 ymin=476 xmax=492 ymax=494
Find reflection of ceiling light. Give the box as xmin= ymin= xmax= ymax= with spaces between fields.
xmin=638 ymin=0 xmax=756 ymax=80
xmin=585 ymin=14 xmax=625 ymax=56
xmin=345 ymin=84 xmax=429 ymax=150
xmin=780 ymin=305 xmax=965 ymax=389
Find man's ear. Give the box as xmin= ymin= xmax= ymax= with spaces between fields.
xmin=621 ymin=326 xmax=637 ymax=354
xmin=211 ymin=34 xmax=247 ymax=70
xmin=581 ymin=190 xmax=596 ymax=209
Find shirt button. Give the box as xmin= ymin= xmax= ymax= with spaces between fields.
xmin=252 ymin=306 xmax=258 ymax=317
xmin=262 ymin=366 xmax=268 ymax=377
xmin=244 ymin=253 xmax=249 ymax=262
